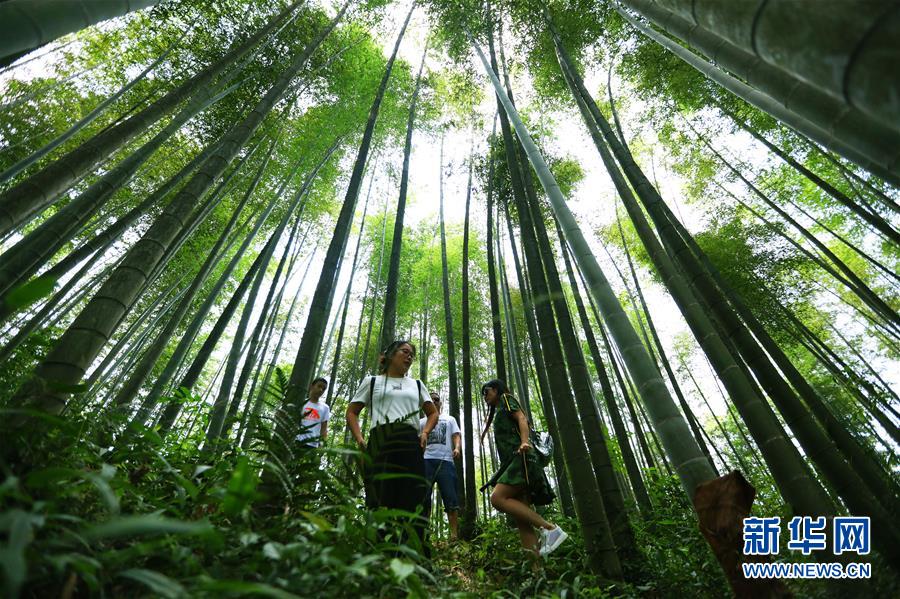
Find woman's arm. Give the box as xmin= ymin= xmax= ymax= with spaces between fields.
xmin=513 ymin=410 xmax=531 ymax=453
xmin=346 ymin=402 xmax=366 ymax=449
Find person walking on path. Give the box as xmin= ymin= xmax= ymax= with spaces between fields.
xmin=481 ymin=378 xmax=567 ymax=559
xmin=419 ymin=391 xmax=461 ymax=540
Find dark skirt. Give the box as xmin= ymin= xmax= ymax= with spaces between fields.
xmin=363 ymin=422 xmax=429 ymax=552
xmin=491 ymin=451 xmax=556 ymax=507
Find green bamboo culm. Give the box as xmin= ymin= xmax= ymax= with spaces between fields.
xmin=618 ymin=0 xmax=900 ymax=185
xmin=0 ymin=0 xmax=162 ymax=61
xmin=470 ymin=29 xmax=717 ymax=501
xmin=0 ymin=0 xmax=305 ymax=237
xmin=615 ymin=5 xmax=900 ymax=187
xmin=283 ymin=1 xmax=415 ymax=431
xmin=4 ymin=2 xmax=348 ymax=451
xmin=481 ymin=23 xmax=623 ymax=579
xmin=625 ymin=0 xmax=900 ymax=134
xmin=551 ymin=21 xmax=839 ymax=522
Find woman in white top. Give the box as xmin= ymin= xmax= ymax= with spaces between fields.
xmin=346 ymin=340 xmax=438 ymax=554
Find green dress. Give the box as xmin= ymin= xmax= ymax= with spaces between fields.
xmin=491 ymin=394 xmax=554 ymax=505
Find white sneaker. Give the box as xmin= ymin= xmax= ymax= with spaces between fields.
xmin=539 ymin=525 xmax=568 ymax=556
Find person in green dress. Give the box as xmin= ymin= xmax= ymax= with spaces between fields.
xmin=481 ymin=379 xmax=567 ymax=558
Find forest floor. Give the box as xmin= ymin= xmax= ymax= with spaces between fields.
xmin=4 ymin=419 xmax=898 ymax=598
xmin=426 ymin=526 xmax=641 ymax=598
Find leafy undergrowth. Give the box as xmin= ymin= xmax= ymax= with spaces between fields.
xmin=1 ymin=411 xmax=467 ymax=598
xmin=4 ymin=412 xmax=897 ymax=598
xmin=431 ymin=518 xmax=624 ymax=598
xmin=0 ymin=408 xmax=678 ymax=598
xmin=428 ymin=480 xmax=730 ymax=599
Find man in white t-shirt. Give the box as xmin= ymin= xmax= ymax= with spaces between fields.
xmin=419 ymin=391 xmax=461 ymax=540
xmin=296 ymin=377 xmax=331 ymax=448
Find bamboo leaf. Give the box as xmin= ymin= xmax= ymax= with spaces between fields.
xmin=0 ymin=509 xmax=43 ymax=597
xmin=262 ymin=542 xmax=282 ymax=560
xmin=82 ymin=472 xmax=120 ymax=514
xmin=84 ymin=515 xmax=213 ymax=540
xmin=298 ymin=511 xmax=331 ymax=531
xmin=117 ymin=568 xmax=186 ymax=598
xmin=198 ymin=579 xmax=302 ymax=598
xmin=25 ymin=467 xmax=80 ymax=487
xmin=0 ymin=476 xmax=18 ymax=500
xmin=221 ymin=456 xmax=259 ymax=517
xmin=389 ymin=558 xmax=415 ymax=582
xmin=2 ymin=277 xmax=57 ymax=312
xmin=192 ymin=465 xmax=214 ymax=478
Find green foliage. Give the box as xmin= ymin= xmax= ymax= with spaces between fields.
xmin=432 ymin=70 xmax=484 ymax=125
xmin=2 ymin=278 xmax=58 ymax=314
xmin=482 ymin=125 xmax=585 ymax=221
xmin=633 ymin=476 xmax=726 ymax=597
xmin=2 ymin=1 xmax=898 ymax=597
xmin=220 ymin=457 xmax=260 ymax=517
xmin=503 ymin=0 xmax=610 ymax=104
xmin=0 ymin=408 xmax=467 ymax=598
xmin=694 ymin=206 xmax=813 ymax=326
xmin=432 ymin=515 xmax=622 ymax=597
xmin=423 ymin=0 xmax=487 ymax=63
xmin=0 ymin=332 xmax=57 ymax=405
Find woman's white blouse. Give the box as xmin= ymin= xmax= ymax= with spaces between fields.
xmin=350 ymin=375 xmax=433 ymax=430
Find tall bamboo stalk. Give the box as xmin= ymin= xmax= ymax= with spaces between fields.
xmin=379 ymin=40 xmax=427 ymax=349
xmin=283 ymin=2 xmax=413 ymax=435
xmin=0 ymin=0 xmax=304 ymax=235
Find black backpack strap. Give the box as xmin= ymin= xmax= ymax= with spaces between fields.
xmin=369 ymin=376 xmax=376 ymax=404
xmin=416 ymin=379 xmax=422 ymax=401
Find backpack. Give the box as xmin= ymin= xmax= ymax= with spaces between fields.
xmin=501 ymin=393 xmax=553 ymax=464
xmin=531 ymin=430 xmax=554 ymax=465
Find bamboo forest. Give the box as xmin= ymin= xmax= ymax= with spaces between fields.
xmin=1 ymin=0 xmax=899 ymax=597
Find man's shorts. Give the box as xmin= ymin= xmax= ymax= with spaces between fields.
xmin=424 ymin=458 xmax=460 ymax=511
